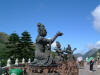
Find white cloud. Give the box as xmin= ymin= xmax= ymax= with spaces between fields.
xmin=87 ymin=41 xmax=100 ymax=49
xmin=96 ymin=41 xmax=100 ymax=49
xmin=87 ymin=43 xmax=95 ymax=49
xmin=92 ymin=5 xmax=100 ymax=32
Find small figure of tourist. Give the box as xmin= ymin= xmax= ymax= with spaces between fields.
xmin=90 ymin=59 xmax=94 ymax=71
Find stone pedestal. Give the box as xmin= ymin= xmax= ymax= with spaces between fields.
xmin=26 ymin=61 xmax=79 ymax=75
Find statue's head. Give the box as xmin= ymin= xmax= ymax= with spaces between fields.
xmin=37 ymin=23 xmax=47 ymax=37
xmin=56 ymin=41 xmax=61 ymax=48
xmin=67 ymin=44 xmax=71 ymax=50
xmin=68 ymin=44 xmax=70 ymax=47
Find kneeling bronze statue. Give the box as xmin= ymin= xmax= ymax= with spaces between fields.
xmin=32 ymin=23 xmax=63 ymax=66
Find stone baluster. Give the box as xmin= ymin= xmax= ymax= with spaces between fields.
xmin=15 ymin=58 xmax=18 ymax=66
xmin=22 ymin=58 xmax=25 ymax=64
xmin=28 ymin=58 xmax=31 ymax=64
xmin=7 ymin=58 xmax=11 ymax=67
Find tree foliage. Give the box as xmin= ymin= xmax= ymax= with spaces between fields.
xmin=6 ymin=31 xmax=35 ymax=62
xmin=0 ymin=31 xmax=35 ymax=66
xmin=6 ymin=33 xmax=21 ymax=64
xmin=0 ymin=32 xmax=8 ymax=58
xmin=20 ymin=31 xmax=35 ymax=61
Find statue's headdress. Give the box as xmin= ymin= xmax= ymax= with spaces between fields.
xmin=67 ymin=44 xmax=71 ymax=50
xmin=56 ymin=41 xmax=61 ymax=48
xmin=37 ymin=23 xmax=47 ymax=37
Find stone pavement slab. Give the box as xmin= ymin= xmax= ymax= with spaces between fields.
xmin=79 ymin=64 xmax=100 ymax=75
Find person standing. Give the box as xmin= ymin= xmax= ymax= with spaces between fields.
xmin=90 ymin=59 xmax=94 ymax=71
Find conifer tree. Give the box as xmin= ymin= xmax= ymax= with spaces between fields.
xmin=20 ymin=31 xmax=35 ymax=61
xmin=6 ymin=33 xmax=20 ymax=61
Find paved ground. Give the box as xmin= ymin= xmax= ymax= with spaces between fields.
xmin=79 ymin=64 xmax=100 ymax=75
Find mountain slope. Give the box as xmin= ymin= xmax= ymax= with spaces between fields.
xmin=74 ymin=53 xmax=83 ymax=58
xmin=83 ymin=48 xmax=98 ymax=58
xmin=91 ymin=49 xmax=100 ymax=58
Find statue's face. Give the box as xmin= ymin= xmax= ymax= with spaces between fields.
xmin=38 ymin=25 xmax=47 ymax=37
xmin=68 ymin=44 xmax=70 ymax=47
xmin=56 ymin=41 xmax=61 ymax=48
xmin=41 ymin=29 xmax=47 ymax=37
xmin=67 ymin=44 xmax=71 ymax=50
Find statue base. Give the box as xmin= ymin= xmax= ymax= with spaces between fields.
xmin=26 ymin=61 xmax=79 ymax=75
xmin=31 ymin=54 xmax=57 ymax=66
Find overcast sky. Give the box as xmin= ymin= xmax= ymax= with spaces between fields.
xmin=0 ymin=0 xmax=100 ymax=54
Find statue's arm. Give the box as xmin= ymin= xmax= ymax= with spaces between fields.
xmin=37 ymin=32 xmax=63 ymax=44
xmin=51 ymin=32 xmax=63 ymax=43
xmin=73 ymin=48 xmax=77 ymax=52
xmin=51 ymin=35 xmax=58 ymax=43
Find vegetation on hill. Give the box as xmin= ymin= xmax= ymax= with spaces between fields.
xmin=83 ymin=48 xmax=98 ymax=59
xmin=0 ymin=32 xmax=9 ymax=58
xmin=6 ymin=31 xmax=35 ymax=62
xmin=91 ymin=49 xmax=100 ymax=58
xmin=73 ymin=48 xmax=100 ymax=59
xmin=0 ymin=31 xmax=35 ymax=66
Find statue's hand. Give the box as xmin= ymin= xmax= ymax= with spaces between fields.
xmin=56 ymin=32 xmax=63 ymax=36
xmin=73 ymin=48 xmax=77 ymax=51
xmin=73 ymin=48 xmax=77 ymax=52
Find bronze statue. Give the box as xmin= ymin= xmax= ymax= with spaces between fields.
xmin=66 ymin=44 xmax=76 ymax=54
xmin=54 ymin=41 xmax=64 ymax=62
xmin=33 ymin=23 xmax=63 ymax=66
xmin=55 ymin=41 xmax=64 ymax=56
xmin=66 ymin=44 xmax=77 ymax=61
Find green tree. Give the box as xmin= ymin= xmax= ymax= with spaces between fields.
xmin=0 ymin=32 xmax=8 ymax=57
xmin=6 ymin=33 xmax=20 ymax=60
xmin=0 ymin=32 xmax=9 ymax=66
xmin=20 ymin=31 xmax=35 ymax=61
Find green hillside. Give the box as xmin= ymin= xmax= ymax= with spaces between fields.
xmin=83 ymin=48 xmax=98 ymax=59
xmin=0 ymin=32 xmax=9 ymax=57
xmin=91 ymin=49 xmax=100 ymax=58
